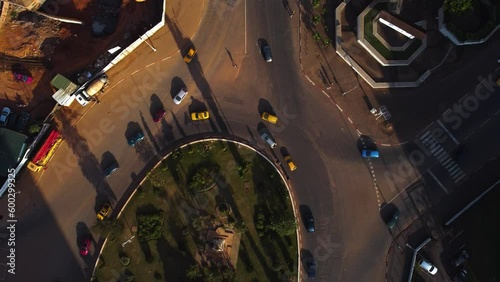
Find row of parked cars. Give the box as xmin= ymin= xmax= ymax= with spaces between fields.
xmin=0 ymin=107 xmax=30 ymax=132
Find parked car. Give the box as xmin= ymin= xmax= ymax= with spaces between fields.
xmin=362 ymin=149 xmax=379 ymax=158
xmin=13 ymin=72 xmax=33 ymax=84
xmin=452 ymin=250 xmax=469 ymax=267
xmin=191 ymin=111 xmax=210 ymax=121
xmin=418 ymin=259 xmax=438 ymax=275
xmin=153 ymin=108 xmax=166 ymax=122
xmin=386 ymin=209 xmax=400 ymax=229
xmin=79 ymin=236 xmax=91 ymax=256
xmin=0 ymin=107 xmax=11 ymax=126
xmin=284 ymin=154 xmax=297 ymax=171
xmin=127 ymin=131 xmax=145 ymax=147
xmin=304 ymin=258 xmax=317 ymax=279
xmin=453 ymin=267 xmax=468 ymax=282
xmin=15 ymin=111 xmax=30 ymax=132
xmin=260 ymin=132 xmax=277 ymax=148
xmin=261 ymin=43 xmax=272 ymax=62
xmin=303 ymin=210 xmax=315 ymax=233
xmin=103 ymin=162 xmax=119 ymax=178
xmin=184 ymin=47 xmax=197 ymax=63
xmin=173 ymin=87 xmax=189 ymax=105
xmin=261 ymin=112 xmax=278 ymax=124
xmin=97 ymin=203 xmax=112 ymax=220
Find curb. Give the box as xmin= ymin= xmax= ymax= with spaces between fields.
xmin=91 ymin=136 xmax=302 ymax=280
xmin=296 ymin=2 xmax=408 ymax=148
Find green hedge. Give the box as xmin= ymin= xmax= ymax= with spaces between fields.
xmin=137 ymin=212 xmax=164 ymax=242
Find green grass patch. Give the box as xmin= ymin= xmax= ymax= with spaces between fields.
xmin=363 ymin=4 xmax=423 ymax=60
xmin=92 ymin=141 xmax=297 ymax=282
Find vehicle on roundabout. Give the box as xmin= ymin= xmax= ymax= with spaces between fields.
xmin=173 ymin=87 xmax=189 ymax=105
xmin=128 ymin=131 xmax=145 ymax=146
xmin=261 ymin=112 xmax=278 ymax=124
xmin=153 ymin=108 xmax=166 ymax=122
xmin=184 ymin=47 xmax=197 ymax=63
xmin=97 ymin=203 xmax=112 ymax=220
xmin=191 ymin=111 xmax=210 ymax=121
xmin=79 ymin=236 xmax=91 ymax=256
xmin=284 ymin=154 xmax=297 ymax=171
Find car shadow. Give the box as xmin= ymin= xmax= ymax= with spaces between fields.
xmin=170 ymin=77 xmax=186 ymax=99
xmin=149 ymin=93 xmax=164 ymax=118
xmin=100 ymin=151 xmax=117 ymax=170
xmin=187 ymin=97 xmax=207 ymax=113
xmin=124 ymin=121 xmax=143 ymax=142
xmin=379 ymin=202 xmax=398 ymax=225
xmin=258 ymin=98 xmax=275 ymax=115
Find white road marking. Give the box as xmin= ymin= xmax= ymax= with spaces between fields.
xmin=480 ymin=118 xmax=490 ymax=128
xmin=427 ymin=170 xmax=449 ymax=194
xmin=244 ymin=0 xmax=247 ymax=54
xmin=437 ymin=120 xmax=459 ymax=145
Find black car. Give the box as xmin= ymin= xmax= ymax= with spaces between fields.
xmin=386 ymin=209 xmax=400 ymax=229
xmin=127 ymin=131 xmax=145 ymax=147
xmin=304 ymin=210 xmax=315 ymax=233
xmin=305 ymin=258 xmax=317 ymax=279
xmin=103 ymin=162 xmax=119 ymax=177
xmin=452 ymin=250 xmax=469 ymax=267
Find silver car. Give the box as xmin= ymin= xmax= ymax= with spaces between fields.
xmin=260 ymin=132 xmax=277 ymax=148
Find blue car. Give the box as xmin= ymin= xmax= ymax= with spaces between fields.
xmin=362 ymin=149 xmax=379 ymax=158
xmin=128 ymin=131 xmax=145 ymax=147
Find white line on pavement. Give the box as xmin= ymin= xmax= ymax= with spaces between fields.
xmin=244 ymin=0 xmax=247 ymax=54
xmin=437 ymin=120 xmax=459 ymax=145
xmin=480 ymin=118 xmax=491 ymax=128
xmin=427 ymin=169 xmax=449 ymax=194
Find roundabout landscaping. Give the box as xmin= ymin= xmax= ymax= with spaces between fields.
xmin=91 ymin=140 xmax=298 ymax=282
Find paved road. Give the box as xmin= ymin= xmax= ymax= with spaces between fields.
xmin=4 ymin=1 xmax=389 ymax=282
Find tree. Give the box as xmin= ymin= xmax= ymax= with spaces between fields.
xmin=148 ymin=167 xmax=168 ymax=187
xmin=186 ymin=264 xmax=202 ymax=280
xmin=27 ymin=121 xmax=43 ymax=135
xmin=92 ymin=218 xmax=124 ymax=239
xmin=444 ymin=0 xmax=475 ymax=15
xmin=268 ymin=212 xmax=297 ymax=236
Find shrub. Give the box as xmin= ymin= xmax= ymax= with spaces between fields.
xmin=119 ymin=253 xmax=131 ymax=266
xmin=313 ymin=33 xmax=321 ymax=42
xmin=137 ymin=212 xmax=164 ymax=242
xmin=154 ymin=271 xmax=163 ymax=281
xmin=148 ymin=167 xmax=168 ymax=188
xmin=188 ymin=163 xmax=220 ymax=192
xmin=444 ymin=0 xmax=475 ymax=16
xmin=92 ymin=218 xmax=124 ymax=239
xmin=312 ymin=15 xmax=321 ymax=25
xmin=312 ymin=0 xmax=320 ymax=8
xmin=27 ymin=121 xmax=43 ymax=135
xmin=323 ymin=38 xmax=331 ymax=47
xmin=186 ymin=264 xmax=202 ymax=280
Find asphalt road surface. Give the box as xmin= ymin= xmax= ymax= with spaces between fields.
xmin=12 ymin=1 xmax=498 ymax=282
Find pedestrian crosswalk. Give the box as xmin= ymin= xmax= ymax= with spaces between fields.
xmin=419 ymin=131 xmax=466 ymax=183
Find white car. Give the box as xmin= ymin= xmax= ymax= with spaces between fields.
xmin=419 ymin=259 xmax=438 ymax=275
xmin=173 ymin=87 xmax=188 ymax=105
xmin=0 ymin=107 xmax=11 ymax=126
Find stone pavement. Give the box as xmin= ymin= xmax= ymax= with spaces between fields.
xmin=1 ymin=0 xmax=207 ymax=227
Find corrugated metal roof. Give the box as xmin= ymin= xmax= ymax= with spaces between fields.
xmin=51 ymin=74 xmax=78 ymax=91
xmin=0 ymin=128 xmax=28 ymax=177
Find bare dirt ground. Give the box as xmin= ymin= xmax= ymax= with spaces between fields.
xmin=0 ymin=0 xmax=162 ymax=120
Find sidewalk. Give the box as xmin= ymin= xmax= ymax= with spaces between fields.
xmin=295 ymin=0 xmax=500 ymax=147
xmin=0 ymin=0 xmax=207 ymax=227
xmin=296 ymin=0 xmax=407 ymax=146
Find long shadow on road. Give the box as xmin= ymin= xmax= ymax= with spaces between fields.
xmin=55 ymin=107 xmax=116 ymax=210
xmin=164 ymin=15 xmax=232 ymax=135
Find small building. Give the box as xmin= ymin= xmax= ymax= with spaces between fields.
xmin=0 ymin=128 xmax=28 ymax=177
xmin=202 ymin=227 xmax=241 ymax=270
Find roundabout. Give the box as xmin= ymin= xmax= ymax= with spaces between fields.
xmin=92 ymin=139 xmax=298 ymax=281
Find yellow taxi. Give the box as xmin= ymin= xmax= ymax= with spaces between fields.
xmin=184 ymin=47 xmax=197 ymax=63
xmin=97 ymin=203 xmax=112 ymax=220
xmin=191 ymin=111 xmax=210 ymax=121
xmin=284 ymin=155 xmax=297 ymax=171
xmin=261 ymin=112 xmax=278 ymax=124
